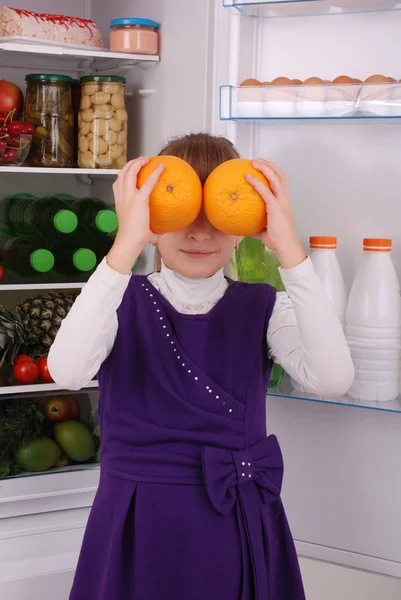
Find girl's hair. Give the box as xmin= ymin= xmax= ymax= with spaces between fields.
xmin=154 ymin=132 xmax=240 ymax=270
xmin=158 ymin=132 xmax=239 ymax=185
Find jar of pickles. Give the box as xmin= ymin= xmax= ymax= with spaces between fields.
xmin=24 ymin=74 xmax=74 ymax=168
xmin=78 ymin=75 xmax=127 ymax=170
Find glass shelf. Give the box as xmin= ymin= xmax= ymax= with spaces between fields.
xmin=0 ymin=167 xmax=119 ymax=175
xmin=220 ymin=83 xmax=401 ymax=121
xmin=0 ymin=38 xmax=159 ymax=72
xmin=223 ymin=0 xmax=401 ymax=18
xmin=268 ymin=378 xmax=401 ymax=414
xmin=0 ymin=380 xmax=98 ymax=399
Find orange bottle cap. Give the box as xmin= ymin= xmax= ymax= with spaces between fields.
xmin=363 ymin=238 xmax=392 ymax=252
xmin=309 ymin=236 xmax=337 ymax=249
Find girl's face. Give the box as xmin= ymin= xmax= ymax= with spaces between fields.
xmin=158 ymin=210 xmax=241 ymax=279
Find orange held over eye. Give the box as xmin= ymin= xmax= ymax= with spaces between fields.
xmin=137 ymin=155 xmax=202 ymax=234
xmin=203 ymin=158 xmax=269 ymax=236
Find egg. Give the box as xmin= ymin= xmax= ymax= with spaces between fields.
xmin=297 ymin=77 xmax=326 ymax=117
xmin=292 ymin=79 xmax=302 ymax=85
xmin=240 ymin=78 xmax=261 ymax=87
xmin=264 ymin=76 xmax=296 ymax=117
xmin=236 ymin=78 xmax=263 ymax=119
xmin=359 ymin=74 xmax=392 ymax=117
xmin=326 ymin=75 xmax=358 ymax=117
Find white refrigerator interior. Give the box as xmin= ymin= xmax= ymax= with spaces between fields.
xmin=1 ymin=1 xmax=401 ymax=599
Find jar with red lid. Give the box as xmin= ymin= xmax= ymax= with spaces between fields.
xmin=109 ymin=18 xmax=159 ymax=55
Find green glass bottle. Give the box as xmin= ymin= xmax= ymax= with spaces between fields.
xmin=7 ymin=195 xmax=78 ymax=237
xmin=236 ymin=237 xmax=285 ymax=388
xmin=0 ymin=232 xmax=55 ymax=278
xmin=52 ymin=242 xmax=97 ymax=278
xmin=72 ymin=197 xmax=118 ymax=235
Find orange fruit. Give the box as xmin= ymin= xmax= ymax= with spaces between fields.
xmin=203 ymin=158 xmax=269 ymax=236
xmin=137 ymin=155 xmax=202 ymax=233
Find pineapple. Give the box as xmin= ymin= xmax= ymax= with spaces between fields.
xmin=17 ymin=292 xmax=77 ymax=358
xmin=0 ymin=291 xmax=77 ymax=364
xmin=0 ymin=307 xmax=32 ymax=367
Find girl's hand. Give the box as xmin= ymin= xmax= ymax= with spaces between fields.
xmin=246 ymin=158 xmax=306 ymax=269
xmin=107 ymin=157 xmax=164 ymax=274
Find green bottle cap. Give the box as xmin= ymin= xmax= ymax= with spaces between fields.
xmin=53 ymin=210 xmax=78 ymax=234
xmin=95 ymin=210 xmax=118 ymax=233
xmin=30 ymin=249 xmax=55 ymax=273
xmin=73 ymin=248 xmax=97 ymax=272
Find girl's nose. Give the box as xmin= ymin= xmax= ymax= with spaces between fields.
xmin=187 ymin=210 xmax=213 ymax=242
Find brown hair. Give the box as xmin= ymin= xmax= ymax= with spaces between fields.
xmin=154 ymin=132 xmax=240 ymax=271
xmin=159 ymin=132 xmax=239 ymax=185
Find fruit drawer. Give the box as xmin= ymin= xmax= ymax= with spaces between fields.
xmin=0 ymin=390 xmax=100 ymax=480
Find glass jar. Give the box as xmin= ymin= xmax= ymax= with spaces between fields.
xmin=109 ymin=18 xmax=159 ymax=55
xmin=71 ymin=79 xmax=81 ymax=167
xmin=24 ymin=74 xmax=74 ymax=168
xmin=78 ymin=75 xmax=127 ymax=170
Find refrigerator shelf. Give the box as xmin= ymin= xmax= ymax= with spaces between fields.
xmin=0 ymin=380 xmax=98 ymax=398
xmin=0 ymin=167 xmax=119 ymax=175
xmin=220 ymin=83 xmax=401 ymax=120
xmin=223 ymin=0 xmax=401 ymax=18
xmin=0 ymin=38 xmax=159 ymax=72
xmin=268 ymin=378 xmax=401 ymax=414
xmin=0 ymin=282 xmax=87 ymax=291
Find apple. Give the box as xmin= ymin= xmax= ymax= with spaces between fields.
xmin=0 ymin=80 xmax=23 ymax=122
xmin=40 ymin=395 xmax=81 ymax=423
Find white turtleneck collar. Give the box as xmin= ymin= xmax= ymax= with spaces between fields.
xmin=148 ymin=261 xmax=229 ymax=315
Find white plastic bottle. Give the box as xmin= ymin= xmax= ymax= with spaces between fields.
xmin=309 ymin=236 xmax=347 ymax=326
xmin=346 ymin=238 xmax=401 ymax=402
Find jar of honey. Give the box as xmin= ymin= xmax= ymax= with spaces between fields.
xmin=109 ymin=18 xmax=159 ymax=55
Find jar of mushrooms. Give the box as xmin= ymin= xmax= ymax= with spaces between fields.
xmin=78 ymin=75 xmax=127 ymax=169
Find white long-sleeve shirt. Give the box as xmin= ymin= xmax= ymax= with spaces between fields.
xmin=48 ymin=257 xmax=354 ymax=397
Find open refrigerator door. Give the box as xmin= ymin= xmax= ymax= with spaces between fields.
xmin=216 ymin=0 xmax=401 ymax=583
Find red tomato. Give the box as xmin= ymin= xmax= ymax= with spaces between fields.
xmin=37 ymin=357 xmax=54 ymax=382
xmin=14 ymin=354 xmax=34 ymax=365
xmin=13 ymin=360 xmax=39 ymax=384
xmin=0 ymin=265 xmax=4 ymax=280
xmin=0 ymin=81 xmax=23 ymax=115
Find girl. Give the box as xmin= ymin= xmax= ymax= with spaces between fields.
xmin=48 ymin=133 xmax=354 ymax=600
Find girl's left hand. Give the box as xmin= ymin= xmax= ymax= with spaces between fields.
xmin=246 ymin=158 xmax=306 ymax=269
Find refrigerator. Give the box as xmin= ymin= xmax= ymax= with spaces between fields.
xmin=1 ymin=1 xmax=401 ymax=598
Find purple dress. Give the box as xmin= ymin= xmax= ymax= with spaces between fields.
xmin=69 ymin=275 xmax=306 ymax=600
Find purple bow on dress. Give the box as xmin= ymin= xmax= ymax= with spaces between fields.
xmin=202 ymin=435 xmax=284 ymax=516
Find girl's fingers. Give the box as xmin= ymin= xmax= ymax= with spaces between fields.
xmin=256 ymin=158 xmax=287 ymax=182
xmin=245 ymin=174 xmax=279 ymax=211
xmin=250 ymin=162 xmax=282 ymax=199
xmin=139 ymin=164 xmax=164 ymax=200
xmin=115 ymin=156 xmax=149 ymax=191
xmin=124 ymin=156 xmax=150 ymax=190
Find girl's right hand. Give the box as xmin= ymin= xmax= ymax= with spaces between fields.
xmin=107 ymin=157 xmax=164 ymax=274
